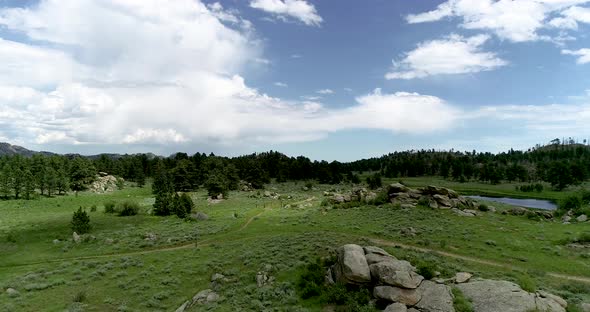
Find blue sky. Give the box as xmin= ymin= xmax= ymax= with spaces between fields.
xmin=0 ymin=0 xmax=590 ymax=160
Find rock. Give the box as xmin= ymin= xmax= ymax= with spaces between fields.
xmin=333 ymin=194 xmax=345 ymax=203
xmin=537 ymin=290 xmax=568 ymax=309
xmin=415 ymin=280 xmax=454 ymax=312
xmin=456 ymin=279 xmax=565 ymax=312
xmin=428 ymin=200 xmax=439 ymax=209
xmin=510 ymin=207 xmax=528 ymax=216
xmin=105 ymin=238 xmax=114 ymax=245
xmin=401 ymin=204 xmax=416 ymax=209
xmin=211 ymin=273 xmax=225 ymax=282
xmin=334 ymin=244 xmax=371 ymax=284
xmin=455 ymin=272 xmax=472 ymax=284
xmin=374 ymin=286 xmax=421 ymax=306
xmin=433 ymin=194 xmax=453 ymax=208
xmin=388 ymin=183 xmax=410 ymax=194
xmin=263 ymin=191 xmax=272 ymax=197
xmin=384 ymin=302 xmax=407 ymax=312
xmin=464 ymin=209 xmax=478 ymax=215
xmin=194 ymin=212 xmax=209 ymax=220
xmin=53 ymin=239 xmax=60 ymax=244
xmin=369 ymin=261 xmax=422 ymax=289
xmin=407 ymin=309 xmax=420 ymax=312
xmin=488 ymin=205 xmax=497 ymax=213
xmin=89 ymin=175 xmax=120 ymax=193
xmin=72 ymin=232 xmax=81 ymax=243
xmin=144 ymin=233 xmax=157 ymax=241
xmin=6 ymin=288 xmax=19 ymax=297
xmin=452 ymin=208 xmax=475 ymax=217
xmin=325 ymin=267 xmax=335 ymax=285
xmin=400 ymin=227 xmax=417 ymax=237
xmin=175 ymin=300 xmax=190 ymax=312
xmin=192 ymin=289 xmax=219 ymax=305
xmin=562 ymin=215 xmax=572 ymax=222
xmin=577 ymin=214 xmax=588 ymax=222
xmin=365 ymin=192 xmax=377 ymax=203
xmin=363 ymin=246 xmax=392 ymax=257
xmin=420 ymin=186 xmax=458 ymax=198
xmin=581 ymin=303 xmax=590 ymax=312
xmin=365 ymin=253 xmax=396 ymax=265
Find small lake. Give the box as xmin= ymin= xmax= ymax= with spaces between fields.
xmin=466 ymin=195 xmax=557 ymax=210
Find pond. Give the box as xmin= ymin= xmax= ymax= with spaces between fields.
xmin=466 ymin=195 xmax=557 ymax=210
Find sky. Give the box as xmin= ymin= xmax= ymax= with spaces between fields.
xmin=1 ymin=0 xmax=590 ymax=161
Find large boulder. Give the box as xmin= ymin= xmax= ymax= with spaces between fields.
xmin=334 ymin=244 xmax=371 ymax=284
xmin=388 ymin=183 xmax=410 ymax=194
xmin=456 ymin=280 xmax=565 ymax=312
xmin=374 ymin=286 xmax=421 ymax=306
xmin=577 ymin=214 xmax=588 ymax=222
xmin=415 ymin=281 xmax=454 ymax=312
xmin=369 ymin=261 xmax=423 ymax=289
xmin=192 ymin=289 xmax=220 ymax=305
xmin=420 ymin=186 xmax=458 ymax=198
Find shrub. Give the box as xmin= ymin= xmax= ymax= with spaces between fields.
xmin=517 ymin=274 xmax=537 ymax=292
xmin=452 ymin=287 xmax=474 ymax=312
xmin=572 ymin=232 xmax=590 ymax=244
xmin=304 ymin=182 xmax=313 ymax=189
xmin=416 ymin=261 xmax=437 ymax=280
xmin=174 ymin=193 xmax=194 ymax=219
xmin=104 ymin=201 xmax=116 ymax=213
xmin=477 ymin=204 xmax=489 ymax=212
xmin=117 ymin=201 xmax=140 ymax=216
xmin=72 ymin=290 xmax=86 ymax=303
xmin=296 ymin=260 xmax=324 ymax=299
xmin=71 ymin=207 xmax=90 ymax=234
xmin=558 ymin=195 xmax=583 ymax=215
xmin=366 ymin=173 xmax=382 ymax=190
xmin=368 ymin=190 xmax=389 ymax=206
xmin=90 ymin=205 xmax=97 ymax=212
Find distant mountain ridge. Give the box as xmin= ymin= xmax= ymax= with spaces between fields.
xmin=0 ymin=142 xmax=55 ymax=157
xmin=0 ymin=142 xmax=159 ymax=159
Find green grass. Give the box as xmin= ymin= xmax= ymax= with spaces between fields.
xmin=0 ymin=180 xmax=589 ymax=311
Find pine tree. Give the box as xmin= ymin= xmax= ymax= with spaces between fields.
xmin=71 ymin=207 xmax=90 ymax=234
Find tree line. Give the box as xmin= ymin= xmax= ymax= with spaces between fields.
xmin=0 ymin=140 xmax=589 ymax=200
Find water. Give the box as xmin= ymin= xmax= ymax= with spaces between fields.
xmin=466 ymin=195 xmax=557 ymax=210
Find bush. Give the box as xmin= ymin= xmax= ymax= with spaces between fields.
xmin=477 ymin=204 xmax=489 ymax=212
xmin=304 ymin=182 xmax=313 ymax=190
xmin=71 ymin=207 xmax=90 ymax=234
xmin=173 ymin=193 xmax=194 ymax=219
xmin=104 ymin=201 xmax=116 ymax=213
xmin=416 ymin=261 xmax=437 ymax=280
xmin=558 ymin=194 xmax=583 ymax=216
xmin=117 ymin=201 xmax=140 ymax=216
xmin=366 ymin=173 xmax=382 ymax=190
xmin=369 ymin=190 xmax=389 ymax=206
xmin=452 ymin=287 xmax=474 ymax=312
xmin=297 ymin=260 xmax=325 ymax=299
xmin=517 ymin=274 xmax=537 ymax=292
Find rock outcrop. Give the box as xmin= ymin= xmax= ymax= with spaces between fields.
xmin=328 ymin=244 xmax=567 ymax=312
xmin=89 ymin=174 xmax=120 ymax=193
xmin=175 ymin=289 xmax=220 ymax=312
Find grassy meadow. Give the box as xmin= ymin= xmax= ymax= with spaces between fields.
xmin=1 ymin=179 xmax=589 ymax=311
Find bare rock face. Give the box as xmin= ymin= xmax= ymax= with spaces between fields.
xmin=374 ymin=286 xmax=421 ymax=306
xmin=388 ymin=183 xmax=410 ymax=194
xmin=333 ymin=244 xmax=371 ymax=284
xmin=415 ymin=281 xmax=454 ymax=312
xmin=456 ymin=280 xmax=566 ymax=312
xmin=370 ymin=261 xmax=423 ymax=289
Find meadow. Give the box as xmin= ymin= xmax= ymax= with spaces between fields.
xmin=1 ymin=179 xmax=589 ymax=311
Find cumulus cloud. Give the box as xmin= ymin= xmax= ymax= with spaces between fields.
xmin=386 ymin=34 xmax=507 ymax=79
xmin=406 ymin=0 xmax=590 ymax=42
xmin=274 ymin=82 xmax=288 ymax=87
xmin=562 ymin=48 xmax=590 ymax=63
xmin=549 ymin=5 xmax=590 ymax=29
xmin=0 ymin=0 xmax=462 ymax=150
xmin=249 ymin=0 xmax=322 ymax=26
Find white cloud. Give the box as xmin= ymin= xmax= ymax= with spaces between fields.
xmin=562 ymin=48 xmax=590 ymax=63
xmin=407 ymin=0 xmax=590 ymax=42
xmin=317 ymin=89 xmax=334 ymax=94
xmin=290 ymin=54 xmax=303 ymax=58
xmin=274 ymin=82 xmax=288 ymax=87
xmin=386 ymin=34 xmax=507 ymax=79
xmin=249 ymin=0 xmax=322 ymax=26
xmin=301 ymin=95 xmax=321 ymax=101
xmin=549 ymin=5 xmax=590 ymax=29
xmin=0 ymin=0 xmax=462 ymax=150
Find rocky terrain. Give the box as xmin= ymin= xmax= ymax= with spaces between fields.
xmin=329 ymin=243 xmax=569 ymax=312
xmin=88 ymin=172 xmax=121 ymax=193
